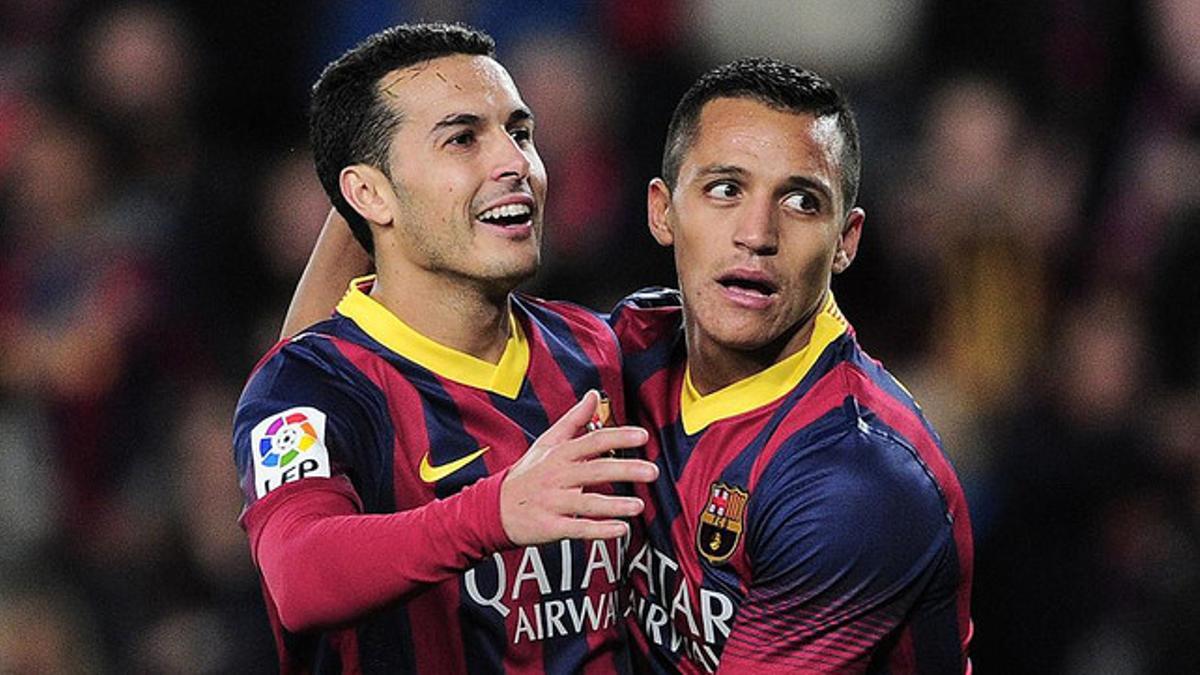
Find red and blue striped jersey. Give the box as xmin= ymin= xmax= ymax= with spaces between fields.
xmin=610 ymin=288 xmax=973 ymax=674
xmin=234 ymin=277 xmax=631 ymax=674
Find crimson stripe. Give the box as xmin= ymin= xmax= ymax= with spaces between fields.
xmin=611 ymin=303 xmax=676 ymax=353
xmin=331 ymin=339 xmax=463 ymax=672
xmin=729 ymin=608 xmax=896 ymax=654
xmin=535 ymin=300 xmax=626 ymax=421
xmin=889 ymin=623 xmax=918 ymax=672
xmin=633 ymin=364 xmax=675 ymax=528
xmin=328 ymin=629 xmax=360 ymax=674
xmin=672 ymin=405 xmax=765 ymax=592
xmin=724 ymin=637 xmax=870 ymax=671
xmin=726 ymin=606 xmax=890 ymax=664
xmin=734 ymin=604 xmax=897 ymax=641
xmin=745 ymin=364 xmax=854 ymax=491
xmin=523 ymin=320 xmax=581 ymax=435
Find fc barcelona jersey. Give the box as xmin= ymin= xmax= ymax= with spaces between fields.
xmin=233 ymin=277 xmax=631 ymax=674
xmin=610 ymin=289 xmax=973 ymax=674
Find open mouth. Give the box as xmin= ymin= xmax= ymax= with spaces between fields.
xmin=718 ymin=274 xmax=778 ymax=297
xmin=477 ymin=202 xmax=533 ymax=227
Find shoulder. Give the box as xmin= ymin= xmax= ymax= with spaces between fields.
xmin=235 ymin=326 xmax=392 ymax=440
xmin=749 ymin=413 xmax=952 ymax=574
xmin=842 ymin=346 xmax=936 ymax=434
xmin=516 ymin=294 xmax=609 ymax=336
xmin=615 ymin=287 xmax=682 ymax=310
xmin=607 ymin=287 xmax=683 ymax=353
xmin=233 ymin=329 xmax=393 ymax=506
xmin=513 ymin=293 xmax=622 ymax=362
xmin=241 ymin=327 xmax=364 ymax=400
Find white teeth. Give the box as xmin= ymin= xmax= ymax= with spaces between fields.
xmin=478 ymin=203 xmax=532 ymax=222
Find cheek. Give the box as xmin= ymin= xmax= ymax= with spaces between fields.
xmin=673 ymin=242 xmax=721 ymax=305
xmin=529 ymin=156 xmax=548 ymax=192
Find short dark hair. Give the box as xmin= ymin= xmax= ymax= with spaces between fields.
xmin=661 ymin=57 xmax=861 ymax=211
xmin=309 ymin=23 xmax=495 ymax=255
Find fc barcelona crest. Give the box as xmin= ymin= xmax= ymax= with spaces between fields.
xmin=697 ymin=482 xmax=749 ymax=564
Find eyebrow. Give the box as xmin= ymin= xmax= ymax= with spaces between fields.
xmin=507 ymin=108 xmax=534 ymax=127
xmin=432 ymin=112 xmax=482 ymax=134
xmin=429 ymin=108 xmax=534 ymax=136
xmin=696 ymin=164 xmax=747 ymax=179
xmin=778 ymin=175 xmax=834 ymax=204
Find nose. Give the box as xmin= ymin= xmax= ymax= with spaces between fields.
xmin=490 ymin=132 xmax=531 ymax=182
xmin=732 ymin=198 xmax=778 ymax=255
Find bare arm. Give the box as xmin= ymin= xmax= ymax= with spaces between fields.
xmin=280 ymin=208 xmax=372 ymax=338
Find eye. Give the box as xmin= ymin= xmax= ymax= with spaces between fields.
xmin=446 ymin=130 xmax=475 ymax=147
xmin=783 ymin=192 xmax=820 ymax=214
xmin=704 ymin=181 xmax=741 ymax=201
xmin=509 ymin=127 xmax=533 ymax=145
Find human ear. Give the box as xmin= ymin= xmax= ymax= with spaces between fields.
xmin=339 ymin=164 xmax=395 ymax=227
xmin=833 ymin=207 xmax=865 ymax=274
xmin=647 ymin=178 xmax=675 ymax=247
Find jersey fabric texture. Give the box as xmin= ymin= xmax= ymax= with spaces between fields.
xmin=233 ymin=277 xmax=630 ymax=674
xmin=610 ymin=288 xmax=973 ymax=674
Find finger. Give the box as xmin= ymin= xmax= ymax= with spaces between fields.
xmin=561 ymin=426 xmax=650 ymax=461
xmin=537 ymin=390 xmax=600 ymax=445
xmin=568 ymin=457 xmax=659 ymax=486
xmin=562 ymin=517 xmax=630 ymax=541
xmin=585 ymin=393 xmax=612 ymax=432
xmin=565 ymin=492 xmax=645 ymax=519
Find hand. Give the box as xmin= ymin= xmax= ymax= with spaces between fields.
xmin=500 ymin=390 xmax=657 ymax=544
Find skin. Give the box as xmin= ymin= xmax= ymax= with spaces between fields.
xmin=647 ymin=97 xmax=865 ymax=394
xmin=339 ymin=54 xmax=547 ymax=363
xmin=320 ymin=53 xmax=657 ymax=542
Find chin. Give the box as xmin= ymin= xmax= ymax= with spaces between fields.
xmin=699 ymin=318 xmax=775 ymax=352
xmin=485 ymin=258 xmax=539 ymax=289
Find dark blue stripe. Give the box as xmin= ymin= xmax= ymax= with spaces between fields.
xmin=621 ymin=327 xmax=682 ymax=394
xmin=514 ymin=300 xmax=624 ymax=672
xmin=309 ymin=332 xmax=418 ymax=674
xmin=518 ymin=296 xmax=600 ymax=400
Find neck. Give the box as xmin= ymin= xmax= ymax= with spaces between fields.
xmin=684 ymin=303 xmax=821 ymax=396
xmin=370 ymin=266 xmax=512 ymax=364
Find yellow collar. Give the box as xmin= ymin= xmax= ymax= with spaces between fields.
xmin=336 ymin=275 xmax=529 ymax=399
xmin=680 ymin=292 xmax=848 ymax=435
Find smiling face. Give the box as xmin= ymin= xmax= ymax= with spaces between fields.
xmin=649 ymin=96 xmax=864 ymax=387
xmin=343 ymin=54 xmax=546 ymax=295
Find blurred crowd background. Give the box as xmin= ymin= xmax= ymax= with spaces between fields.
xmin=1 ymin=1 xmax=1197 ymax=672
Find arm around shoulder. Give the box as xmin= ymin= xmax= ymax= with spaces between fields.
xmin=280 ymin=208 xmax=372 ymax=338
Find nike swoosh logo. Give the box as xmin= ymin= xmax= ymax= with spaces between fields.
xmin=419 ymin=446 xmax=491 ymax=483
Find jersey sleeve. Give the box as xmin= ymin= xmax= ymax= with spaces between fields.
xmin=606 ymin=287 xmax=682 ymax=350
xmin=720 ymin=420 xmax=964 ymax=673
xmin=232 ymin=337 xmax=512 ymax=632
xmin=233 ymin=338 xmax=375 ymax=510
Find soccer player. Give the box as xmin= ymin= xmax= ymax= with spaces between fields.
xmin=233 ymin=24 xmax=658 ymax=673
xmin=283 ymin=52 xmax=974 ymax=673
xmin=611 ymin=59 xmax=974 ymax=673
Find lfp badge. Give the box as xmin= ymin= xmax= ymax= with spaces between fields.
xmin=250 ymin=407 xmax=331 ymax=497
xmin=697 ymin=482 xmax=749 ymax=564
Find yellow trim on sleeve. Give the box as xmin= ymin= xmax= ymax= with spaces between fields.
xmin=680 ymin=292 xmax=848 ymax=435
xmin=336 ymin=276 xmax=529 ymax=399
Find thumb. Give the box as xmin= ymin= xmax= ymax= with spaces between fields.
xmin=539 ymin=390 xmax=600 ymax=445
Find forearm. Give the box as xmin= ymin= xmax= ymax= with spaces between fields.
xmin=246 ymin=473 xmax=510 ymax=632
xmin=281 ymin=208 xmax=372 ymax=338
